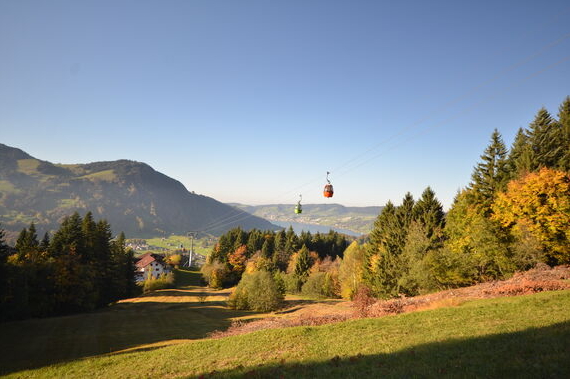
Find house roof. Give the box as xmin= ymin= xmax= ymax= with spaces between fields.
xmin=136 ymin=253 xmax=166 ymax=269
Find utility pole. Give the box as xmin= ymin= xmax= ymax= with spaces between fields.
xmin=186 ymin=231 xmax=197 ymax=267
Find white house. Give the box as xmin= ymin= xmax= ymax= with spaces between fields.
xmin=135 ymin=253 xmax=172 ymax=282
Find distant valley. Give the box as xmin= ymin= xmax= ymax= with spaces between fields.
xmin=230 ymin=203 xmax=383 ymax=236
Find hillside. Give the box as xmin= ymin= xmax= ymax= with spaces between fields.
xmin=1 ymin=285 xmax=568 ymax=378
xmin=230 ymin=203 xmax=383 ymax=235
xmin=0 ymin=143 xmax=278 ymax=238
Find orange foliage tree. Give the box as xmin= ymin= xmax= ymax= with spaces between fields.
xmin=492 ymin=167 xmax=570 ymax=264
xmin=228 ymin=245 xmax=248 ymax=274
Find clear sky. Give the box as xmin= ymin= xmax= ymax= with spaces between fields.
xmin=1 ymin=1 xmax=569 ymax=210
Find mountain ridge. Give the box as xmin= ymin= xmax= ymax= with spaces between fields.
xmin=0 ymin=143 xmax=278 ymax=238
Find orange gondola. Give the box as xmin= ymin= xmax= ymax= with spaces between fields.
xmin=323 ymin=171 xmax=334 ymax=198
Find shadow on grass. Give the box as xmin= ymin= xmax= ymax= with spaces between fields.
xmin=138 ymin=288 xmax=231 ymax=298
xmin=200 ymin=321 xmax=570 ymax=378
xmin=0 ymin=297 xmax=257 ymax=376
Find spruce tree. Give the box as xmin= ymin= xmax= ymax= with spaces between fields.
xmin=413 ymin=186 xmax=445 ymax=242
xmin=468 ymin=129 xmax=509 ymax=215
xmin=39 ymin=232 xmax=50 ymax=252
xmin=294 ymin=245 xmax=311 ymax=278
xmin=0 ymin=224 xmax=8 ymax=262
xmin=556 ymin=96 xmax=570 ymax=171
xmin=527 ymin=107 xmax=561 ymax=170
xmin=507 ymin=127 xmax=532 ymax=178
xmin=15 ymin=228 xmax=28 ymax=258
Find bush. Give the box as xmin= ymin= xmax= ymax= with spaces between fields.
xmin=227 ymin=270 xmax=284 ymax=312
xmin=302 ymin=272 xmax=327 ymax=298
xmin=143 ymin=272 xmax=175 ymax=293
xmin=201 ymin=260 xmax=231 ymax=289
xmin=301 ymin=271 xmax=341 ymax=299
xmin=283 ymin=272 xmax=304 ymax=294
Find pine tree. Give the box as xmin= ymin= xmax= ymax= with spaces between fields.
xmin=468 ymin=129 xmax=509 ymax=215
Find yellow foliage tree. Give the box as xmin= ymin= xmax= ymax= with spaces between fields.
xmin=492 ymin=167 xmax=570 ymax=264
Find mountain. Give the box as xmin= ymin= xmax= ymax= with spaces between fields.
xmin=229 ymin=203 xmax=383 ymax=235
xmin=0 ymin=143 xmax=279 ymax=238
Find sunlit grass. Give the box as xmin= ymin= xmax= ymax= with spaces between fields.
xmin=3 ymin=289 xmax=569 ymax=378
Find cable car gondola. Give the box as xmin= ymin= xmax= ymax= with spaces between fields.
xmin=323 ymin=171 xmax=334 ymax=198
xmin=294 ymin=194 xmax=303 ymax=214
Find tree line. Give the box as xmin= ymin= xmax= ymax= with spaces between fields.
xmin=0 ymin=212 xmax=137 ymax=321
xmin=362 ymin=96 xmax=570 ymax=298
xmin=207 ymin=96 xmax=569 ymax=309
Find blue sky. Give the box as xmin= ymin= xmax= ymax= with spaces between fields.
xmin=1 ymin=1 xmax=569 ymax=209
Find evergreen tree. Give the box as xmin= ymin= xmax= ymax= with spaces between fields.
xmin=527 ymin=107 xmax=561 ymax=170
xmin=49 ymin=212 xmax=85 ymax=259
xmin=15 ymin=228 xmax=28 ymax=258
xmin=15 ymin=223 xmax=39 ymax=260
xmin=364 ymin=201 xmax=401 ymax=297
xmin=507 ymin=127 xmax=532 ymax=177
xmin=26 ymin=223 xmax=39 ymax=250
xmin=468 ymin=129 xmax=509 ymax=215
xmin=39 ymin=232 xmax=50 ymax=252
xmin=261 ymin=237 xmax=274 ymax=258
xmin=556 ymin=96 xmax=570 ymax=171
xmin=81 ymin=212 xmax=98 ymax=263
xmin=413 ymin=187 xmax=445 ymax=243
xmin=0 ymin=224 xmax=8 ymax=262
xmin=294 ymin=245 xmax=311 ymax=278
xmin=246 ymin=230 xmax=264 ymax=256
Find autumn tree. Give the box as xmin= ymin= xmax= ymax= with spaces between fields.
xmin=338 ymin=241 xmax=365 ymax=299
xmin=492 ymin=167 xmax=570 ymax=265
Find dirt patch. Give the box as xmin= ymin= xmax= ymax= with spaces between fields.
xmin=211 ymin=264 xmax=570 ymax=339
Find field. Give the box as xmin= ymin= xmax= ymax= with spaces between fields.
xmin=0 ymin=268 xmax=569 ymax=378
xmin=141 ymin=235 xmax=215 ymax=256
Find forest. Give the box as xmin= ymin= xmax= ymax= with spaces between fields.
xmin=204 ymin=96 xmax=570 ymax=310
xmin=0 ymin=212 xmax=137 ymax=321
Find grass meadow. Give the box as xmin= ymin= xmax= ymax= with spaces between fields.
xmin=0 ymin=274 xmax=568 ymax=378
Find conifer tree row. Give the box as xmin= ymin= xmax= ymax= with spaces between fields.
xmin=0 ymin=213 xmax=137 ymax=321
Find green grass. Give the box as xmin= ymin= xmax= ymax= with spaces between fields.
xmin=0 ymin=270 xmax=262 ymax=377
xmin=16 ymin=159 xmax=41 ymax=175
xmin=2 ymin=289 xmax=569 ymax=378
xmin=145 ymin=235 xmax=213 ymax=256
xmin=0 ymin=180 xmax=20 ymax=194
xmin=78 ymin=169 xmax=117 ymax=182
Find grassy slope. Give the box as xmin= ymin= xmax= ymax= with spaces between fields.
xmin=3 ymin=290 xmax=569 ymax=378
xmin=144 ymin=235 xmax=213 ymax=256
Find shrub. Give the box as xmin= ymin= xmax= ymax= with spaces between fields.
xmin=352 ymin=285 xmax=376 ymax=318
xmin=302 ymin=272 xmax=327 ymax=298
xmin=201 ymin=260 xmax=230 ymax=289
xmin=143 ymin=273 xmax=175 ymax=293
xmin=227 ymin=270 xmax=284 ymax=312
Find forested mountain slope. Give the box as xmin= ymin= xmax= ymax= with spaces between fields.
xmin=0 ymin=143 xmax=277 ymax=237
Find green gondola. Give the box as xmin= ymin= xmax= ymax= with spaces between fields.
xmin=295 ymin=194 xmax=302 ymax=214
